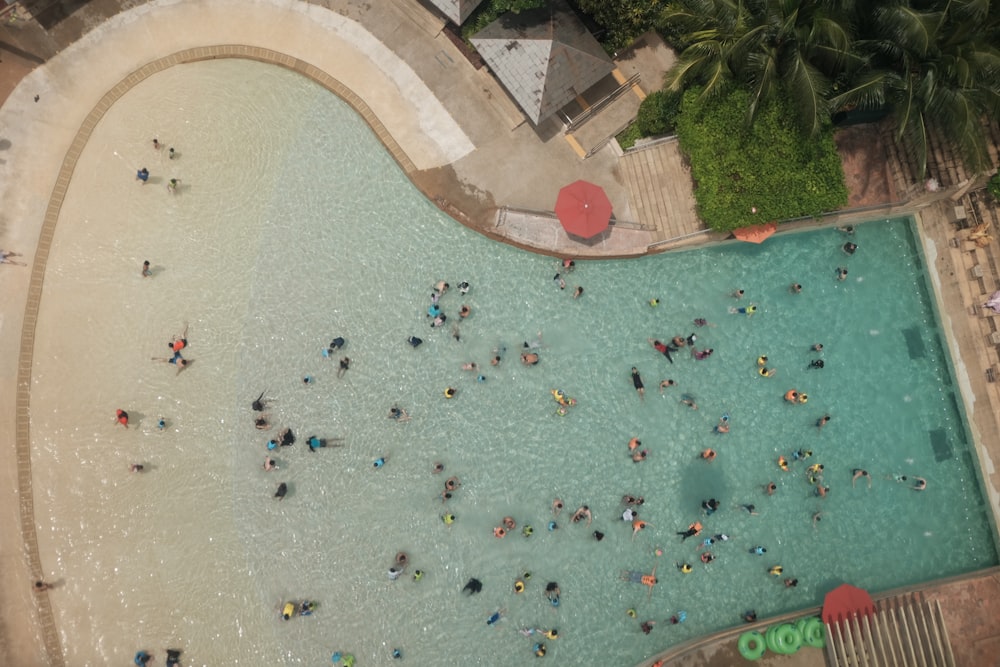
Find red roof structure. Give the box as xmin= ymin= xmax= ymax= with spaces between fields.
xmin=822 ymin=583 xmax=877 ymax=627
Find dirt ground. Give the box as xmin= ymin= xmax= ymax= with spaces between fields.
xmin=835 ymin=123 xmax=898 ymax=207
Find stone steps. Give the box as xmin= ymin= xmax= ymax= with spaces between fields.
xmin=825 ymin=592 xmax=956 ymax=667
xmin=620 ymin=139 xmax=703 ymax=241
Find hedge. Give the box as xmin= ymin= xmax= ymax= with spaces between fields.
xmin=675 ymin=88 xmax=848 ymax=232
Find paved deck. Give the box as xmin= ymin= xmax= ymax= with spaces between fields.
xmin=0 ymin=1 xmax=998 ymax=666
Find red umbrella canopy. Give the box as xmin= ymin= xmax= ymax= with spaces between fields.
xmin=822 ymin=583 xmax=876 ymax=626
xmin=555 ymin=180 xmax=613 ymax=239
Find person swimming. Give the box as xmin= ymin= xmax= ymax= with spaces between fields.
xmin=571 ymin=505 xmax=592 ymax=526
xmin=648 ymin=338 xmax=674 ymax=363
xmin=406 ymin=336 xmax=423 ymax=348
xmin=810 ymin=359 xmax=825 ymax=369
xmin=274 ymin=482 xmax=287 ymax=500
xmin=729 ymin=304 xmax=757 ymax=316
xmin=631 ymin=367 xmax=645 ymax=398
xmin=462 ymin=578 xmax=483 ymax=594
xmin=677 ymin=522 xmax=702 ymax=540
xmin=545 ymin=582 xmax=560 ymax=606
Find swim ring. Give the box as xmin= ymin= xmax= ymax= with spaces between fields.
xmin=514 ymin=580 xmax=525 ymax=594
xmin=737 ymin=630 xmax=766 ymax=661
xmin=765 ymin=623 xmax=802 ymax=655
xmin=801 ymin=616 xmax=826 ymax=648
xmin=493 ymin=526 xmax=506 ymax=538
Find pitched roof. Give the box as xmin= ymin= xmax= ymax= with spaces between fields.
xmin=425 ymin=0 xmax=486 ymax=25
xmin=471 ymin=0 xmax=614 ymax=124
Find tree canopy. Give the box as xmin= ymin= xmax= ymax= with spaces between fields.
xmin=574 ymin=0 xmax=1000 ymax=175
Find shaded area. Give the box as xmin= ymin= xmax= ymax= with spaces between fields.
xmin=835 ymin=124 xmax=898 ymax=208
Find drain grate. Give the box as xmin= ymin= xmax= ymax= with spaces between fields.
xmin=902 ymin=327 xmax=927 ymax=360
xmin=929 ymin=428 xmax=952 ymax=462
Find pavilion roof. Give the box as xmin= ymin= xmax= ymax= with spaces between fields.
xmin=471 ymin=0 xmax=613 ymax=124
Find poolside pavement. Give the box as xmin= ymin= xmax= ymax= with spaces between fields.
xmin=1 ymin=1 xmax=999 ymax=666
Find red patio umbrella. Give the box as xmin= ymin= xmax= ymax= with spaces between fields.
xmin=822 ymin=583 xmax=877 ymax=627
xmin=733 ymin=222 xmax=778 ymax=244
xmin=555 ymin=180 xmax=613 ymax=239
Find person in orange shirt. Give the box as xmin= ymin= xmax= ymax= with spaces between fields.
xmin=169 ymin=324 xmax=188 ymax=353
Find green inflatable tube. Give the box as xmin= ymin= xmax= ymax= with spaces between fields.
xmin=777 ymin=624 xmax=802 ymax=653
xmin=765 ymin=625 xmax=783 ymax=654
xmin=802 ymin=616 xmax=827 ymax=648
xmin=737 ymin=630 xmax=766 ymax=661
xmin=766 ymin=623 xmax=802 ymax=654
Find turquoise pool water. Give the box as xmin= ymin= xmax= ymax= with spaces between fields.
xmin=31 ymin=59 xmax=997 ymax=666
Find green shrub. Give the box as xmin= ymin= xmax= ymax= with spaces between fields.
xmin=636 ymin=89 xmax=683 ymax=137
xmin=989 ymin=168 xmax=1000 ymax=203
xmin=617 ymin=123 xmax=643 ymax=150
xmin=462 ymin=0 xmax=546 ymax=41
xmin=675 ymin=88 xmax=848 ymax=232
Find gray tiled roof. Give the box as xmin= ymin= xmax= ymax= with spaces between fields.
xmin=425 ymin=0 xmax=486 ymax=25
xmin=471 ymin=0 xmax=614 ymax=124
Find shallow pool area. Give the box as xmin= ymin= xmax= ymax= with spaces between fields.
xmin=25 ymin=58 xmax=998 ymax=666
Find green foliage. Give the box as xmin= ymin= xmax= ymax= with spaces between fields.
xmin=659 ymin=0 xmax=1000 ymax=176
xmin=675 ymin=88 xmax=849 ymax=232
xmin=989 ymin=169 xmax=1000 ymax=203
xmin=617 ymin=123 xmax=644 ymax=150
xmin=636 ymin=89 xmax=683 ymax=136
xmin=575 ymin=0 xmax=665 ymax=51
xmin=462 ymin=0 xmax=546 ymax=41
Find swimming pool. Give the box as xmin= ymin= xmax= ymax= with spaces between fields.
xmin=27 ymin=59 xmax=998 ymax=665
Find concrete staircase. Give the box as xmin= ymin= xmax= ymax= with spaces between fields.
xmin=619 ymin=137 xmax=704 ymax=242
xmin=825 ymin=592 xmax=956 ymax=667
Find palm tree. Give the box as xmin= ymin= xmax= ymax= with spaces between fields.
xmin=662 ymin=0 xmax=859 ymax=134
xmin=832 ymin=0 xmax=1000 ymax=176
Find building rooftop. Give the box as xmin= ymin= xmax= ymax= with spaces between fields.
xmin=471 ymin=0 xmax=613 ymax=124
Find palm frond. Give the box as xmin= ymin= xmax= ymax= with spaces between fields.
xmin=874 ymin=5 xmax=940 ymax=57
xmin=829 ymin=70 xmax=893 ymax=111
xmin=783 ymin=53 xmax=831 ymax=135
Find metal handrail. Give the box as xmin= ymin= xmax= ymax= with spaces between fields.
xmin=565 ymin=72 xmax=641 ymax=131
